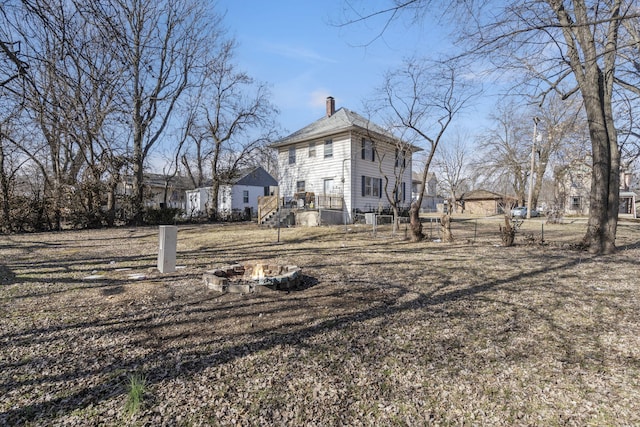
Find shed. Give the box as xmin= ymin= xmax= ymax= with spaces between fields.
xmin=459 ymin=190 xmax=516 ymax=216
xmin=185 ymin=166 xmax=277 ymax=217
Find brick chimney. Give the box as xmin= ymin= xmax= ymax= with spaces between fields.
xmin=326 ymin=96 xmax=335 ymax=117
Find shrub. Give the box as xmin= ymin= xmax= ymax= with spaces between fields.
xmin=143 ymin=207 xmax=183 ymax=225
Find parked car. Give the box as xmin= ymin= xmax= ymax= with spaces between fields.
xmin=511 ymin=206 xmax=539 ymax=218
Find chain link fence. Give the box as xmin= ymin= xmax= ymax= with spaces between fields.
xmin=349 ymin=215 xmax=572 ymax=245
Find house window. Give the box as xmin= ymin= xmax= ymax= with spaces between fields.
xmin=361 ymin=176 xmax=382 ymax=198
xmin=243 ymin=190 xmax=249 ymax=203
xmin=571 ymin=196 xmax=582 ymax=210
xmin=361 ymin=138 xmax=374 ymax=161
xmin=288 ymin=147 xmax=296 ymax=164
xmin=324 ymin=139 xmax=333 ymax=158
xmin=393 ymin=182 xmax=406 ymax=204
xmin=308 ymin=142 xmax=316 ymax=157
xmin=296 ymin=180 xmax=305 ymax=192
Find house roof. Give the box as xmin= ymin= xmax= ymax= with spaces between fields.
xmin=412 ymin=171 xmax=436 ymax=183
xmin=232 ymin=166 xmax=277 ymax=187
xmin=460 ymin=189 xmax=515 ymax=201
xmin=142 ymin=173 xmax=194 ymax=189
xmin=271 ymin=107 xmax=422 ymax=152
xmin=187 ymin=166 xmax=277 ymax=190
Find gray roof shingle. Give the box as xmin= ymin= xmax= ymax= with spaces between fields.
xmin=271 ymin=107 xmax=420 ymax=150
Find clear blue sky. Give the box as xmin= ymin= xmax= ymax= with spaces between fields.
xmin=215 ymin=0 xmax=486 ymax=136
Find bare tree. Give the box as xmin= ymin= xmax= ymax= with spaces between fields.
xmin=433 ymin=132 xmax=471 ymax=213
xmin=365 ymin=130 xmax=411 ymax=234
xmin=342 ymin=1 xmax=640 ymax=253
xmin=0 ymin=122 xmax=22 ymax=232
xmin=474 ymin=103 xmax=529 ymax=207
xmin=16 ymin=3 xmax=88 ymax=230
xmin=358 ymin=101 xmax=414 ymax=233
xmin=486 ymin=1 xmax=632 ymax=252
xmin=532 ymin=94 xmax=585 ymax=210
xmin=5 ymin=1 xmax=127 ymax=229
xmin=1 ymin=0 xmax=270 ymax=229
xmin=0 ymin=5 xmax=30 ymax=93
xmin=376 ymin=58 xmax=474 ymax=241
xmin=186 ymin=40 xmax=279 ymax=219
xmin=475 ymin=96 xmax=583 ymax=211
xmin=0 ymin=18 xmax=29 ymax=232
xmin=616 ymin=94 xmax=640 ymax=169
xmin=91 ymin=0 xmax=219 ymax=224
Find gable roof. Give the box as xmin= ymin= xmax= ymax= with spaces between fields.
xmin=189 ymin=167 xmax=277 ymax=189
xmin=412 ymin=171 xmax=436 ymax=183
xmin=460 ymin=189 xmax=515 ymax=201
xmin=141 ymin=173 xmax=194 ymax=189
xmin=233 ymin=166 xmax=277 ymax=187
xmin=271 ymin=107 xmax=422 ymax=152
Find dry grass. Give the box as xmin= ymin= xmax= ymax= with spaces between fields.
xmin=1 ymin=217 xmax=639 ymax=426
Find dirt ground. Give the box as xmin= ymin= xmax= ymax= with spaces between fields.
xmin=1 ymin=217 xmax=639 ymax=426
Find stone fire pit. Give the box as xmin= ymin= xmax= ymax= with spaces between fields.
xmin=203 ymin=262 xmax=302 ymax=293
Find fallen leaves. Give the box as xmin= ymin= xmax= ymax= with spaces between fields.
xmin=1 ymin=221 xmax=640 ymax=425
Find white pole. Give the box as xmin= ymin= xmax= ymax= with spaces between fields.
xmin=158 ymin=225 xmax=177 ymax=273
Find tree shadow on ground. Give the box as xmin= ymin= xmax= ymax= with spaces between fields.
xmin=3 ymin=222 xmax=640 ymax=424
xmin=0 ymin=251 xmax=602 ymax=424
xmin=0 ymin=264 xmax=16 ymax=285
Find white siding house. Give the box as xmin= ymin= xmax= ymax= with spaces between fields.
xmin=185 ymin=167 xmax=277 ymax=217
xmin=412 ymin=172 xmax=443 ymax=212
xmin=185 ymin=187 xmax=210 ymax=215
xmin=271 ymin=97 xmax=421 ymax=222
xmin=554 ymin=158 xmax=637 ymax=217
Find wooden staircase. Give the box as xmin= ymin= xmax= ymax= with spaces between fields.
xmin=258 ymin=195 xmax=295 ymax=227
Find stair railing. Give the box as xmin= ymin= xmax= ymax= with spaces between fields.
xmin=258 ymin=195 xmax=281 ymax=225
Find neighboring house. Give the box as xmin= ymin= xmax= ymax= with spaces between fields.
xmin=554 ymin=159 xmax=591 ymax=216
xmin=270 ymin=96 xmax=421 ymax=222
xmin=620 ymin=169 xmax=638 ymax=217
xmin=459 ymin=189 xmax=516 ymax=216
xmin=118 ymin=173 xmax=192 ymax=210
xmin=412 ymin=171 xmax=443 ymax=212
xmin=185 ymin=166 xmax=277 ymax=218
xmin=555 ymin=158 xmax=637 ymax=217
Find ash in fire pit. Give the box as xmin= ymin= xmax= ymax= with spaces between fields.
xmin=203 ymin=262 xmax=302 ymax=293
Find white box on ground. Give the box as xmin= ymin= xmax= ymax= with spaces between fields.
xmin=365 ymin=213 xmax=376 ymax=225
xmin=158 ymin=225 xmax=177 ymax=273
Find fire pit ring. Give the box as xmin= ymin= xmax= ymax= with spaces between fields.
xmin=204 ymin=262 xmax=302 ymax=293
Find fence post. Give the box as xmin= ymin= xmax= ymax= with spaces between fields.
xmin=474 ymin=219 xmax=478 ymax=242
xmin=429 ymin=217 xmax=433 ymax=240
xmin=373 ymin=214 xmax=377 ymax=237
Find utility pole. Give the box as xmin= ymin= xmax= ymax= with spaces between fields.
xmin=527 ymin=117 xmax=540 ymax=219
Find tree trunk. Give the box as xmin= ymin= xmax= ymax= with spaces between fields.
xmin=500 ymin=215 xmax=515 ymax=247
xmin=106 ymin=185 xmax=116 ymax=226
xmin=392 ymin=204 xmax=399 ymax=235
xmin=208 ymin=179 xmax=220 ymax=220
xmin=580 ymin=73 xmax=619 ymax=254
xmin=131 ymin=153 xmax=145 ymax=225
xmin=50 ymin=179 xmax=63 ymax=231
xmin=409 ymin=201 xmax=423 ymax=242
xmin=441 ymin=212 xmax=453 ymax=242
xmin=0 ymin=143 xmax=11 ymax=232
xmin=532 ymin=158 xmax=549 ymax=209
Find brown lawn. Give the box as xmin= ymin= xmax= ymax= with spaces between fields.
xmin=1 ymin=217 xmax=639 ymax=426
